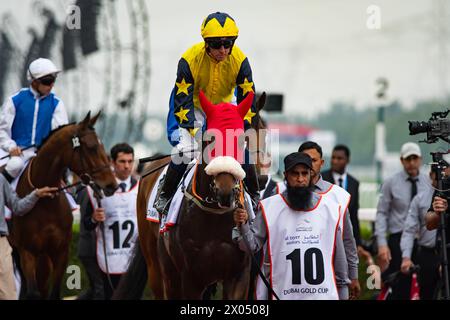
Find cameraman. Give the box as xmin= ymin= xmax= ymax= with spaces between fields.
xmin=426 ymin=172 xmax=450 ymax=295
xmin=375 ymin=142 xmax=429 ymax=300
xmin=401 ymin=170 xmax=440 ymax=299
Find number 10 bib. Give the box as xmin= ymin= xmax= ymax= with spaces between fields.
xmin=256 ymin=194 xmax=341 ymax=300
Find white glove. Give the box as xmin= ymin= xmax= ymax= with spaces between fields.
xmin=174 ymin=128 xmax=198 ymax=163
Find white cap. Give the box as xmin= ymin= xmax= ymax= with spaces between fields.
xmin=400 ymin=142 xmax=421 ymax=158
xmin=27 ymin=58 xmax=61 ymax=81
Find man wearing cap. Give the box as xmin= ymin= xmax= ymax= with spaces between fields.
xmin=375 ymin=142 xmax=429 ymax=299
xmin=155 ymin=12 xmax=260 ymax=217
xmin=0 ymin=58 xmax=68 ymax=182
xmin=279 ymin=141 xmax=360 ymax=299
xmin=233 ymin=152 xmax=350 ymax=300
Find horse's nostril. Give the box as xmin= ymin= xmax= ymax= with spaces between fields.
xmin=217 ymin=192 xmax=233 ymax=207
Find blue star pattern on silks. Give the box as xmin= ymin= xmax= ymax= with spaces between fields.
xmin=204 ymin=12 xmax=234 ymax=27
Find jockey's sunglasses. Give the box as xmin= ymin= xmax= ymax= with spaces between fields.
xmin=38 ymin=75 xmax=56 ymax=86
xmin=207 ymin=39 xmax=234 ymax=49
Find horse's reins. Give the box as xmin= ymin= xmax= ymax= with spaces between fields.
xmin=26 ymin=157 xmax=87 ymax=192
xmin=0 ymin=144 xmax=36 ymax=160
xmin=25 ymin=131 xmax=110 ymax=191
xmin=183 ymin=191 xmax=237 ymax=214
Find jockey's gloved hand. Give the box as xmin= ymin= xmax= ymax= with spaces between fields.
xmin=174 ymin=128 xmax=198 ymax=162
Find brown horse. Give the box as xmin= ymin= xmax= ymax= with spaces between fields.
xmin=8 ymin=112 xmax=117 ymax=299
xmin=158 ymin=155 xmax=251 ymax=299
xmin=114 ymin=93 xmax=267 ymax=300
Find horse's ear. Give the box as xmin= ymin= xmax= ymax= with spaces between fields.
xmin=199 ymin=90 xmax=213 ymax=116
xmin=237 ymin=92 xmax=255 ymax=119
xmin=256 ymin=92 xmax=266 ymax=112
xmin=89 ymin=110 xmax=102 ymax=127
xmin=80 ymin=111 xmax=91 ymax=128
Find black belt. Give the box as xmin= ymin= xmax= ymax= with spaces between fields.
xmin=0 ymin=234 xmax=7 ymax=237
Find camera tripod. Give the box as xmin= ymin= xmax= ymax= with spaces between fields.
xmin=431 ymin=152 xmax=450 ymax=300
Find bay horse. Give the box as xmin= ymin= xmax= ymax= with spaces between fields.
xmin=114 ymin=93 xmax=267 ymax=299
xmin=8 ymin=111 xmax=118 ymax=299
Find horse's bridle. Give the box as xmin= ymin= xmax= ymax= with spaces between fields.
xmin=181 ymin=163 xmax=243 ymax=214
xmin=70 ymin=130 xmax=111 ymax=183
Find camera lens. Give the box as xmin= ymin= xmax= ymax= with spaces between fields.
xmin=408 ymin=121 xmax=429 ymax=135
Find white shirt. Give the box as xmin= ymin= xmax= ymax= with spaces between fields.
xmin=116 ymin=176 xmax=132 ymax=192
xmin=332 ymin=171 xmax=348 ymax=189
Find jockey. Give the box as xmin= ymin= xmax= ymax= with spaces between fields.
xmin=0 ymin=58 xmax=69 ymax=182
xmin=155 ymin=12 xmax=260 ymax=215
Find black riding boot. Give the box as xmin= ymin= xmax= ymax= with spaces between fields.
xmin=154 ymin=162 xmax=187 ymax=216
xmin=243 ymin=163 xmax=260 ymax=211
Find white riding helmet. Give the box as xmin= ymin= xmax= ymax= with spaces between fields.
xmin=27 ymin=58 xmax=61 ymax=81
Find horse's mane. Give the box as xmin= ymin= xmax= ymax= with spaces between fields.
xmin=38 ymin=122 xmax=99 ymax=151
xmin=37 ymin=122 xmax=76 ymax=151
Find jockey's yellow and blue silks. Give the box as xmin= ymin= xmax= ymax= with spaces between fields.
xmin=171 ymin=42 xmax=256 ymax=134
xmin=201 ymin=12 xmax=239 ymax=39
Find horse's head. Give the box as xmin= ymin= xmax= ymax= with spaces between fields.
xmin=200 ymin=91 xmax=253 ymax=210
xmin=66 ymin=112 xmax=118 ymax=196
xmin=213 ymin=173 xmax=239 ymax=208
xmin=204 ymin=156 xmax=246 ymax=209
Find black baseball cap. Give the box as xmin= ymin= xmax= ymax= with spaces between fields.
xmin=284 ymin=152 xmax=313 ymax=172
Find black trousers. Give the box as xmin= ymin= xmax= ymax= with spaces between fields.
xmin=415 ymin=246 xmax=440 ymax=300
xmin=101 ymin=272 xmax=122 ymax=300
xmin=78 ymin=256 xmax=105 ymax=300
xmin=247 ymin=249 xmax=263 ymax=300
xmin=382 ymin=232 xmax=416 ymax=300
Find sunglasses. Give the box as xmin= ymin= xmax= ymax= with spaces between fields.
xmin=207 ymin=39 xmax=234 ymax=49
xmin=38 ymin=75 xmax=56 ymax=86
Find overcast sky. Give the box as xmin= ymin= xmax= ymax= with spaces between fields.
xmin=1 ymin=0 xmax=449 ymax=118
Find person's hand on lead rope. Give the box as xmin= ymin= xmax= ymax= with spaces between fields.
xmin=233 ymin=208 xmax=248 ymax=227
